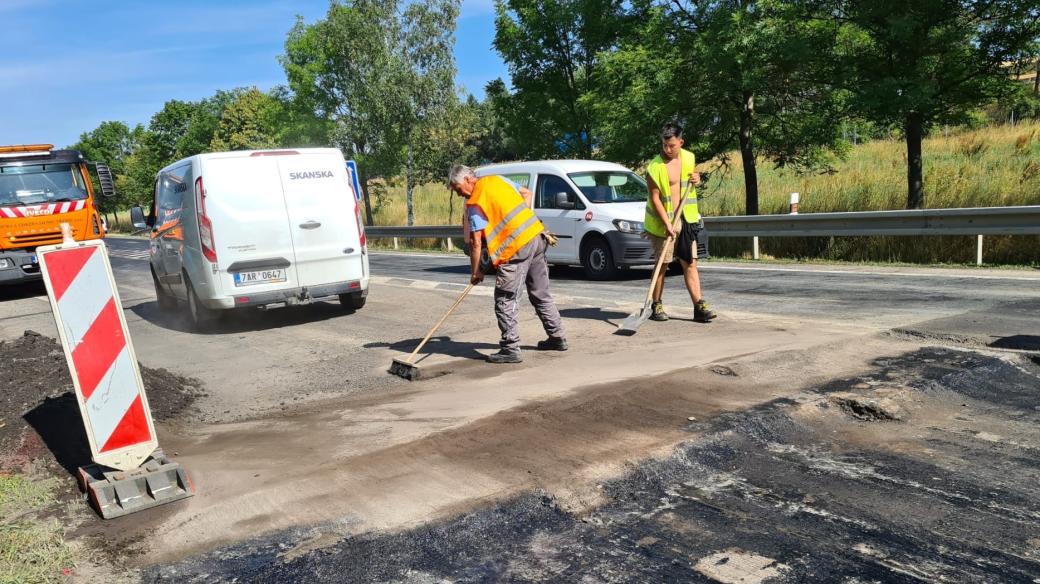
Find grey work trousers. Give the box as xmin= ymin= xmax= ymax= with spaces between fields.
xmin=494 ymin=235 xmax=565 ymax=353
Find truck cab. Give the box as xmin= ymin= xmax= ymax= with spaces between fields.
xmin=0 ymin=144 xmax=114 ymax=285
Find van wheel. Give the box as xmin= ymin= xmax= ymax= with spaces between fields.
xmin=185 ymin=279 xmax=218 ymax=331
xmin=151 ymin=268 xmax=177 ymax=313
xmin=339 ymin=292 xmax=367 ymax=310
xmin=581 ymin=237 xmax=618 ymax=281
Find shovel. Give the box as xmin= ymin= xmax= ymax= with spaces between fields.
xmin=616 ymin=178 xmax=695 ymax=335
xmin=389 ymin=282 xmax=475 ymax=380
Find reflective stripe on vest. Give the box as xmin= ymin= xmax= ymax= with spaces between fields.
xmin=489 ymin=213 xmax=541 ymax=263
xmin=468 ymin=175 xmax=544 ymax=266
xmin=644 ymin=149 xmax=700 ymax=237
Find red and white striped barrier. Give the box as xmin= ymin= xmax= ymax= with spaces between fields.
xmin=38 ymin=239 xmax=157 ymax=471
xmin=0 ymin=199 xmax=86 ymax=218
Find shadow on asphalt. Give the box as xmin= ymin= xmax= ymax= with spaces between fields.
xmin=0 ymin=281 xmax=46 ymax=301
xmin=23 ymin=393 xmax=92 ymax=478
xmin=365 ymin=335 xmax=500 ymax=362
xmin=129 ymin=299 xmax=355 ymax=335
xmin=989 ymin=334 xmax=1040 ymax=351
xmin=421 ymin=263 xmax=660 ymax=283
xmin=558 ymin=307 xmax=629 ymax=324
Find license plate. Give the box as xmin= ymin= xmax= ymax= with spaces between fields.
xmin=234 ymin=268 xmax=286 ymax=286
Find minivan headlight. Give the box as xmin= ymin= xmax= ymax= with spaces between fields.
xmin=612 ymin=219 xmax=644 ymax=234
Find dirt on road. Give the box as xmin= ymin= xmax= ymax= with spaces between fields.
xmin=0 ymin=330 xmax=206 ymax=477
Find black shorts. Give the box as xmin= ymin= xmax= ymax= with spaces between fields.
xmin=675 ymin=218 xmax=710 ymax=263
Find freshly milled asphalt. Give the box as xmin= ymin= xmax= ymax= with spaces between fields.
xmin=148 ymin=346 xmax=1040 ymax=583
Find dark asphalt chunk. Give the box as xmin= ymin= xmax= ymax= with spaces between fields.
xmin=146 ymin=347 xmax=1040 ymax=583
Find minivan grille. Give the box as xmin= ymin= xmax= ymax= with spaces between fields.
xmin=623 ymin=245 xmax=652 ymax=261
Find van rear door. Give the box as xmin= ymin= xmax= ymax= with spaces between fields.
xmin=200 ymin=155 xmax=300 ymax=296
xmin=276 ymin=150 xmax=364 ymax=287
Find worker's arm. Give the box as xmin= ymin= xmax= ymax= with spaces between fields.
xmin=462 ymin=209 xmax=471 ymax=247
xmin=469 ymin=232 xmax=484 ymax=285
xmin=519 ymin=186 xmax=534 ymax=208
xmin=646 ymin=176 xmax=676 ymax=238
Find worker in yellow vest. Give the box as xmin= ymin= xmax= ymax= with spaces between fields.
xmin=449 ymin=164 xmax=567 ymax=363
xmin=643 ymin=121 xmax=717 ymax=323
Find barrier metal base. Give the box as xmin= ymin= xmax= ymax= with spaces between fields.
xmin=77 ymin=449 xmax=194 ymax=519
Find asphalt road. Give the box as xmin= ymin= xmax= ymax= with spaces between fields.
xmin=3 ymin=236 xmax=1039 ymax=582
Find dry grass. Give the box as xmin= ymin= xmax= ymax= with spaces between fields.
xmin=0 ymin=474 xmax=73 ymax=584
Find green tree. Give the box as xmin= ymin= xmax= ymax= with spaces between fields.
xmin=814 ymin=0 xmax=1040 ymax=208
xmin=590 ymin=0 xmax=847 ymax=215
xmin=282 ymin=0 xmax=460 ymax=226
xmin=210 ymin=87 xmax=280 ymax=151
xmin=493 ymin=0 xmax=628 ymax=159
xmin=70 ymin=121 xmax=144 ymax=219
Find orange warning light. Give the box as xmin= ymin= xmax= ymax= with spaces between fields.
xmin=0 ymin=144 xmax=54 ymax=154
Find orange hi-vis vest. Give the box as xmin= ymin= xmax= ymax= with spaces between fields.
xmin=467 ymin=175 xmax=543 ymax=266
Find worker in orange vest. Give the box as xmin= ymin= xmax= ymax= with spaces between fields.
xmin=449 ymin=164 xmax=567 ymax=363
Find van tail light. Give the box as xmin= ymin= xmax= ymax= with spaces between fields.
xmin=92 ymin=215 xmax=101 ymax=235
xmin=353 ymin=195 xmax=366 ymax=247
xmin=196 ymin=176 xmax=217 ymax=263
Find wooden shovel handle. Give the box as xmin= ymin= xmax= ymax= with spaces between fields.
xmin=405 ymin=282 xmax=476 ymax=363
xmin=641 ymin=178 xmax=696 ymax=306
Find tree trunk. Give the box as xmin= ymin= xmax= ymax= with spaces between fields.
xmin=1034 ymin=55 xmax=1039 ymax=96
xmin=738 ymin=90 xmax=760 ymax=216
xmin=405 ymin=144 xmax=415 ymax=227
xmin=359 ymin=173 xmax=374 ymax=226
xmin=904 ymin=112 xmax=925 ymax=209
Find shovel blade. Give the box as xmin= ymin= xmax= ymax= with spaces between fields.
xmin=616 ymin=308 xmax=651 ymax=335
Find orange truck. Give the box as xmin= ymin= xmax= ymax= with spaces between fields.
xmin=0 ymin=144 xmax=114 ymax=285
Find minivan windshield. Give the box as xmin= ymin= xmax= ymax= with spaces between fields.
xmin=568 ymin=171 xmax=647 ymax=203
xmin=0 ymin=163 xmax=88 ymax=207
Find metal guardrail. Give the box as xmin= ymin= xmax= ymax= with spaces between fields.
xmin=366 ymin=205 xmax=1040 ymax=264
xmin=368 ymin=206 xmax=1040 ymax=240
xmin=702 ymin=206 xmax=1040 ymax=237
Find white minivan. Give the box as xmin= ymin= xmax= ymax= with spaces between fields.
xmin=132 ymin=148 xmax=369 ymax=329
xmin=475 ymin=160 xmax=654 ymax=280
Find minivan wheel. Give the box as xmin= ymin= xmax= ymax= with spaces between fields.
xmin=151 ymin=268 xmax=177 ymax=313
xmin=581 ymin=237 xmax=618 ymax=281
xmin=339 ymin=292 xmax=367 ymax=310
xmin=185 ymin=279 xmax=218 ymax=331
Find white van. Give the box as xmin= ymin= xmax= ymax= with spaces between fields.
xmin=475 ymin=160 xmax=653 ymax=280
xmin=132 ymin=148 xmax=369 ymax=329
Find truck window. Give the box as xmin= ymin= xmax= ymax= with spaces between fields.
xmin=0 ymin=163 xmax=88 ymax=206
xmin=156 ymin=164 xmax=193 ymax=223
xmin=535 ymin=174 xmax=584 ymax=210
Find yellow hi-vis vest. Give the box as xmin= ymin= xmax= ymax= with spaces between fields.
xmin=467 ymin=175 xmax=543 ymax=266
xmin=644 ymin=149 xmax=700 ymax=237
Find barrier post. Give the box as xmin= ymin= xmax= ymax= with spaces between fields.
xmin=38 ymin=232 xmax=193 ymax=518
xmin=976 ymin=235 xmax=983 ymax=266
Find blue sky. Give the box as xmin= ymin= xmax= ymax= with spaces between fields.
xmin=1 ymin=0 xmax=508 ymax=148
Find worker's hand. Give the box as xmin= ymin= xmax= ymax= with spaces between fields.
xmin=666 ymin=225 xmax=677 ymax=239
xmin=689 ymin=172 xmax=701 ymax=187
xmin=470 ymin=272 xmax=484 ymax=285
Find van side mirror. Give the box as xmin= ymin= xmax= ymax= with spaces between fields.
xmin=130 ymin=206 xmax=149 ymax=231
xmin=554 ymin=192 xmax=575 ymax=210
xmin=95 ymin=163 xmax=117 ymax=197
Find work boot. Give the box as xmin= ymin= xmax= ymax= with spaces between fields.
xmin=536 ymin=336 xmax=569 ymax=351
xmin=487 ymin=350 xmax=523 ymax=364
xmin=694 ymin=300 xmax=717 ymax=323
xmin=649 ymin=301 xmax=669 ymax=321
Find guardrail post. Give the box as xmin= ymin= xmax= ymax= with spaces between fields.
xmin=753 ymin=236 xmax=760 ymax=260
xmin=790 ymin=192 xmax=799 ymax=214
xmin=446 ymin=238 xmax=454 ymax=252
xmin=976 ymin=235 xmax=983 ymax=266
xmin=393 ymin=237 xmax=399 ymax=250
